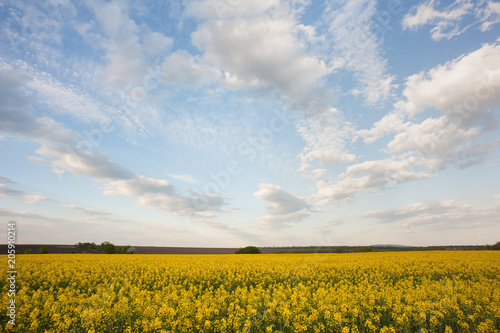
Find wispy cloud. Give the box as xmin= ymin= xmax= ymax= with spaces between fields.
xmin=296 ymin=108 xmax=356 ymax=171
xmin=323 ymin=0 xmax=396 ymax=103
xmin=364 ymin=197 xmax=500 ymax=231
xmin=403 ymin=0 xmax=500 ymax=40
xmin=0 ymin=207 xmax=194 ymax=245
xmin=0 ymin=68 xmax=228 ymax=218
xmin=0 ymin=177 xmax=51 ymax=204
xmin=166 ymin=174 xmax=200 ymax=184
xmin=63 ymin=204 xmax=112 ymax=220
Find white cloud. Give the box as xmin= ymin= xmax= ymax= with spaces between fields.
xmin=134 ymin=191 xmax=228 ymax=217
xmin=324 ymin=0 xmax=396 ymax=103
xmin=27 ymin=66 xmax=115 ymax=125
xmin=0 ymin=1 xmax=76 ymax=68
xmin=477 ymin=1 xmax=500 ymax=31
xmin=0 ymin=207 xmax=195 ymax=245
xmin=185 ymin=0 xmax=282 ymax=20
xmin=387 ymin=42 xmax=500 ymax=168
xmin=161 ymin=50 xmax=221 ymax=87
xmin=0 ymin=179 xmax=50 ymax=205
xmin=340 ymin=42 xmax=500 ymax=204
xmin=364 ymin=197 xmax=500 ymax=231
xmin=142 ymin=31 xmax=174 ymax=56
xmin=313 ymin=157 xmax=432 ymax=204
xmin=361 ymin=41 xmax=500 ymax=170
xmin=403 ymin=1 xmax=500 ymax=40
xmin=254 ymin=183 xmax=311 ymax=215
xmin=296 ymin=108 xmax=356 ymax=170
xmin=314 ymin=217 xmax=344 ymax=236
xmin=357 ymin=111 xmax=407 ymax=144
xmin=0 ymin=58 xmax=151 ymax=140
xmin=63 ymin=204 xmax=112 ymax=220
xmin=103 ymin=41 xmax=146 ymax=85
xmin=167 ymin=174 xmax=200 ymax=184
xmin=386 ymin=116 xmax=487 ymax=169
xmin=84 ymin=0 xmax=174 ymax=87
xmin=253 ymin=183 xmax=311 ymax=229
xmin=190 ymin=2 xmax=332 ymax=112
xmin=402 ymin=42 xmax=500 ymax=118
xmin=142 ymin=31 xmax=173 ymax=56
xmin=0 ymin=68 xmax=228 ymax=218
xmin=257 ymin=212 xmax=310 ymax=230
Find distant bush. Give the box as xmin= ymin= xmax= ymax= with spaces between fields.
xmin=37 ymin=246 xmax=49 ymax=254
xmin=236 ymin=246 xmax=261 ymax=254
xmin=126 ymin=246 xmax=136 ymax=254
xmin=24 ymin=248 xmax=32 ymax=254
xmin=492 ymin=241 xmax=500 ymax=250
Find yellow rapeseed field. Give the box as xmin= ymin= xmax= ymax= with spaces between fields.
xmin=1 ymin=251 xmax=499 ymax=332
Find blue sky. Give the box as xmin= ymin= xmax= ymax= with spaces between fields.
xmin=0 ymin=0 xmax=499 ymax=247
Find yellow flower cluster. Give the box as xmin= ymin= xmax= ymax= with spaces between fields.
xmin=1 ymin=251 xmax=499 ymax=332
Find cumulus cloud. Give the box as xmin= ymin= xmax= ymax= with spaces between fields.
xmin=190 ymin=1 xmax=332 ymax=112
xmin=403 ymin=1 xmax=500 ymax=40
xmin=357 ymin=111 xmax=407 ymax=144
xmin=161 ymin=50 xmax=221 ymax=87
xmin=339 ymin=42 xmax=500 ymax=203
xmin=388 ymin=42 xmax=500 ymax=168
xmin=185 ymin=0 xmax=281 ymax=20
xmin=253 ymin=184 xmax=311 ymax=229
xmin=402 ymin=42 xmax=500 ymax=118
xmin=313 ymin=157 xmax=432 ymax=205
xmin=142 ymin=31 xmax=173 ymax=57
xmin=83 ymin=0 xmax=176 ymax=87
xmin=364 ymin=197 xmax=500 ymax=230
xmin=83 ymin=0 xmax=145 ymax=85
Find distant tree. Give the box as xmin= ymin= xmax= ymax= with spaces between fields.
xmin=492 ymin=241 xmax=500 ymax=251
xmin=235 ymin=246 xmax=261 ymax=254
xmin=100 ymin=241 xmax=117 ymax=254
xmin=358 ymin=247 xmax=375 ymax=252
xmin=127 ymin=246 xmax=136 ymax=254
xmin=76 ymin=242 xmax=98 ymax=251
xmin=24 ymin=248 xmax=32 ymax=254
xmin=37 ymin=246 xmax=49 ymax=254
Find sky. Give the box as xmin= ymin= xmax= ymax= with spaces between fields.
xmin=0 ymin=0 xmax=499 ymax=247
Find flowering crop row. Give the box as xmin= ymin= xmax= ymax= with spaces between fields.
xmin=1 ymin=251 xmax=499 ymax=332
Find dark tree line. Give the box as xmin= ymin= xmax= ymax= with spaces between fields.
xmin=76 ymin=241 xmax=135 ymax=254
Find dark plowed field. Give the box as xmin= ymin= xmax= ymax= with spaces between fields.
xmin=1 ymin=244 xmax=293 ymax=254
